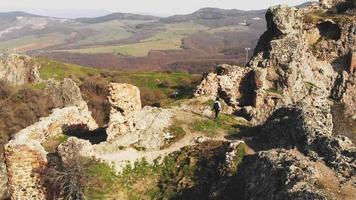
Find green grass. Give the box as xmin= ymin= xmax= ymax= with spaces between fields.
xmin=31 ymin=82 xmax=47 ymax=90
xmin=0 ymin=33 xmax=71 ymax=53
xmin=36 ymin=57 xmax=200 ymax=107
xmin=202 ymin=99 xmax=215 ymax=107
xmin=60 ymin=22 xmax=209 ymax=57
xmin=265 ymin=88 xmax=283 ymax=96
xmin=41 ymin=134 xmax=70 ymax=152
xmin=192 ymin=114 xmax=250 ymax=137
xmin=84 ymin=160 xmax=119 ymax=200
xmin=38 ymin=58 xmax=101 ymax=81
xmin=70 ymin=20 xmax=132 ymax=47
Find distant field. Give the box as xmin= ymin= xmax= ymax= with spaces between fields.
xmin=60 ymin=22 xmax=209 ymax=57
xmin=0 ymin=33 xmax=71 ymax=52
xmin=68 ymin=20 xmax=133 ymax=47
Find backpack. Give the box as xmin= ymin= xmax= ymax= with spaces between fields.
xmin=213 ymin=101 xmax=221 ymax=111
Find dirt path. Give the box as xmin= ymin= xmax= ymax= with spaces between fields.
xmin=94 ymin=107 xmax=249 ymax=173
xmin=94 ymin=131 xmax=204 ymax=172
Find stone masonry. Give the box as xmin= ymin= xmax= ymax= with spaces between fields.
xmin=4 ymin=141 xmax=48 ymax=200
xmin=0 ymin=160 xmax=8 ymax=199
xmin=4 ymin=104 xmax=98 ymax=199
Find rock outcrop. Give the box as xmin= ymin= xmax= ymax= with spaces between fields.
xmin=195 ymin=2 xmax=355 ymax=125
xmin=193 ymin=1 xmax=356 ymax=199
xmin=107 ymin=83 xmax=142 ymax=141
xmin=241 ymin=149 xmax=327 ymax=199
xmin=0 ymin=54 xmax=41 ymax=86
xmin=107 ymin=106 xmax=174 ymax=150
xmin=195 ymin=64 xmax=253 ymax=113
xmin=259 ymin=103 xmax=355 ymax=181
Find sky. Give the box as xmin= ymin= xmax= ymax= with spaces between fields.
xmin=0 ymin=0 xmax=309 ymax=18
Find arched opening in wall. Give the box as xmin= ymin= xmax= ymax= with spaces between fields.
xmin=64 ymin=125 xmax=107 ymax=144
xmin=317 ymin=22 xmax=342 ymax=40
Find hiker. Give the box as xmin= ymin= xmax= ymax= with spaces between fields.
xmin=213 ymin=97 xmax=222 ymax=119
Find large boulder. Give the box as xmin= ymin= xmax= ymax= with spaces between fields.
xmin=0 ymin=54 xmax=41 ymax=86
xmin=107 ymin=83 xmax=142 ymax=141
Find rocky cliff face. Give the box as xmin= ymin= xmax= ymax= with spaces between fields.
xmin=193 ymin=1 xmax=355 ymax=199
xmin=195 ymin=1 xmax=355 ymax=126
xmin=0 ymin=54 xmax=41 ymax=86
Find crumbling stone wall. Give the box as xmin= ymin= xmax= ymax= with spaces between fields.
xmin=4 ymin=141 xmax=48 ymax=200
xmin=4 ymin=104 xmax=98 ymax=199
xmin=13 ymin=106 xmax=98 ymax=143
xmin=0 ymin=159 xmax=8 ymax=199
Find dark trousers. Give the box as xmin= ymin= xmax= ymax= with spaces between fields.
xmin=214 ymin=109 xmax=220 ymax=119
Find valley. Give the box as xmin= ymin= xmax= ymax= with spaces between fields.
xmin=0 ymin=8 xmax=266 ymax=72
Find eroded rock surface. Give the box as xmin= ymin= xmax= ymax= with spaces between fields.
xmin=107 ymin=83 xmax=142 ymax=141
xmin=259 ymin=103 xmax=356 ymax=182
xmin=195 ymin=3 xmax=355 ymax=125
xmin=107 ymin=106 xmax=174 ymax=150
xmin=0 ymin=54 xmax=41 ymax=86
xmin=241 ymin=149 xmax=327 ymax=200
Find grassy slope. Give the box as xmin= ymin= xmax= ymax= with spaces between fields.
xmin=68 ymin=20 xmax=133 ymax=47
xmin=0 ymin=33 xmax=71 ymax=53
xmin=61 ymin=22 xmax=209 ymax=57
xmin=37 ymin=58 xmax=201 ymax=105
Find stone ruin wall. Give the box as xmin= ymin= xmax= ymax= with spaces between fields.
xmin=3 ymin=105 xmax=98 ymax=199
xmin=0 ymin=160 xmax=8 ymax=199
xmin=4 ymin=142 xmax=47 ymax=200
